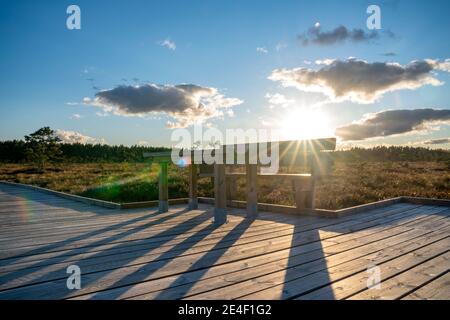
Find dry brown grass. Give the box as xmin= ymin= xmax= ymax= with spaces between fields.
xmin=0 ymin=161 xmax=448 ymax=210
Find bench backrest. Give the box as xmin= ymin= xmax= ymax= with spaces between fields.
xmin=144 ymin=137 xmax=336 ymax=177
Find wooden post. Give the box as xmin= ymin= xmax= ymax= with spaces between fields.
xmin=226 ymin=176 xmax=236 ymax=202
xmin=294 ymin=177 xmax=315 ymax=212
xmin=158 ymin=161 xmax=169 ymax=213
xmin=246 ymin=164 xmax=258 ymax=218
xmin=188 ymin=164 xmax=198 ymax=210
xmin=294 ymin=178 xmax=306 ymax=212
xmin=214 ymin=164 xmax=227 ymax=225
xmin=305 ymin=177 xmax=316 ymax=209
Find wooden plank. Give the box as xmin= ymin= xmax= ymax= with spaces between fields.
xmin=197 ymin=210 xmax=450 ymax=300
xmin=0 ymin=184 xmax=448 ymax=300
xmin=2 ymin=205 xmax=443 ymax=298
xmin=401 ymin=197 xmax=450 ymax=207
xmin=91 ymin=211 xmax=448 ymax=300
xmin=0 ymin=203 xmax=421 ymax=270
xmin=186 ymin=219 xmax=450 ymax=300
xmin=213 ymin=164 xmax=227 ymax=225
xmin=299 ymin=240 xmax=450 ymax=300
xmin=0 ymin=182 xmax=120 ymax=209
xmin=348 ymin=251 xmax=450 ymax=300
xmin=0 ymin=203 xmax=424 ymax=264
xmin=246 ymin=164 xmax=258 ymax=218
xmin=0 ymin=214 xmax=320 ymax=273
xmin=226 ymin=173 xmax=311 ymax=179
xmin=0 ymin=204 xmax=420 ymax=273
xmin=0 ymin=203 xmax=421 ymax=253
xmin=401 ymin=271 xmax=450 ymax=300
xmin=0 ymin=206 xmax=200 ymax=240
xmin=144 ymin=138 xmax=336 ymax=166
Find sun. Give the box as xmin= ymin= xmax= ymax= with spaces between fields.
xmin=279 ymin=108 xmax=334 ymax=140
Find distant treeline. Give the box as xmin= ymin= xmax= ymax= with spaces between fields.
xmin=332 ymin=146 xmax=450 ymax=162
xmin=0 ymin=140 xmax=449 ymax=163
xmin=0 ymin=140 xmax=169 ymax=163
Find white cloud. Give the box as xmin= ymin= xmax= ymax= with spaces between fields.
xmin=95 ymin=111 xmax=109 ymax=117
xmin=56 ymin=129 xmax=106 ymax=145
xmin=335 ymin=108 xmax=450 ymax=141
xmin=137 ymin=140 xmax=149 ymax=146
xmin=226 ymin=109 xmax=234 ymax=117
xmin=85 ymin=83 xmax=242 ymax=128
xmin=261 ymin=120 xmax=272 ymax=126
xmin=269 ymin=58 xmax=449 ymax=104
xmin=426 ymin=58 xmax=450 ymax=72
xmin=265 ymin=93 xmax=294 ymax=108
xmin=256 ymin=47 xmax=268 ymax=54
xmin=275 ymin=42 xmax=287 ymax=51
xmin=70 ymin=114 xmax=82 ymax=119
xmin=159 ymin=38 xmax=176 ymax=50
xmin=315 ymin=58 xmax=335 ymax=65
xmin=298 ymin=24 xmax=383 ymax=46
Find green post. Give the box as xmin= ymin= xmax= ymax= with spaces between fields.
xmin=159 ymin=161 xmax=169 ymax=213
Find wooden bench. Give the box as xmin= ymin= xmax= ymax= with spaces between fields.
xmin=144 ymin=138 xmax=336 ymax=224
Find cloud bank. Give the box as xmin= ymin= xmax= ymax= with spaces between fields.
xmin=335 ymin=108 xmax=450 ymax=141
xmin=269 ymin=58 xmax=449 ymax=103
xmin=56 ymin=130 xmax=106 ymax=144
xmin=423 ymin=138 xmax=450 ymax=145
xmin=298 ymin=24 xmax=381 ymax=46
xmin=85 ymin=84 xmax=242 ymax=128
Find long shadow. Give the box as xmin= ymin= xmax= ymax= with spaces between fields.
xmin=88 ymin=215 xmax=230 ymax=299
xmin=0 ymin=212 xmax=152 ymax=266
xmin=82 ymin=204 xmax=449 ymax=300
xmin=0 ymin=183 xmax=165 ymax=264
xmin=278 ymin=205 xmax=450 ymax=300
xmin=280 ymin=222 xmax=335 ymax=299
xmin=0 ymin=207 xmax=197 ymax=289
xmin=140 ymin=203 xmax=440 ymax=299
xmin=3 ymin=181 xmax=448 ymax=301
xmin=152 ymin=219 xmax=253 ymax=299
xmin=0 ymin=209 xmax=218 ymax=299
xmin=145 ymin=215 xmax=333 ymax=300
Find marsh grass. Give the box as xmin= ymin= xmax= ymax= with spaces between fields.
xmin=0 ymin=161 xmax=448 ymax=210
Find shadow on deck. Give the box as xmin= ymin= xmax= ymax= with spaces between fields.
xmin=0 ymin=183 xmax=449 ymax=300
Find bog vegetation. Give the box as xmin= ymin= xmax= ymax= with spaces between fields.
xmin=0 ymin=127 xmax=449 ymax=210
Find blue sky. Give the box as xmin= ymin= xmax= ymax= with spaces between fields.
xmin=1 ymin=0 xmax=449 ymax=148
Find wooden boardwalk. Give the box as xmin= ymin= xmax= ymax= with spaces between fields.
xmin=0 ymin=183 xmax=449 ymax=300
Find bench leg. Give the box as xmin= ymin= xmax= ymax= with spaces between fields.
xmin=158 ymin=162 xmax=169 ymax=213
xmin=246 ymin=164 xmax=258 ymax=218
xmin=214 ymin=164 xmax=227 ymax=225
xmin=305 ymin=178 xmax=316 ymax=209
xmin=188 ymin=164 xmax=198 ymax=210
xmin=294 ymin=178 xmax=315 ymax=212
xmin=226 ymin=176 xmax=236 ymax=202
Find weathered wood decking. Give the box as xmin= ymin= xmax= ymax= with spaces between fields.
xmin=0 ymin=183 xmax=449 ymax=300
